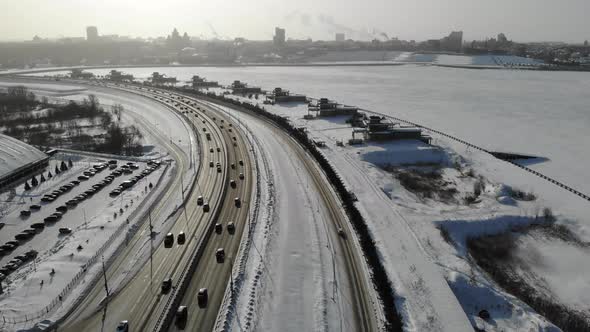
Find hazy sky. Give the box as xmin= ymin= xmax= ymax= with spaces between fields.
xmin=1 ymin=0 xmax=589 ymax=42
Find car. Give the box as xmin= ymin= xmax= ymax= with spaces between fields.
xmin=239 ymin=173 xmax=245 ymax=180
xmin=108 ymin=160 xmax=118 ymax=165
xmin=123 ymin=168 xmax=133 ymax=174
xmin=110 ymin=189 xmax=121 ymax=197
xmin=161 ymin=278 xmax=172 ymax=294
xmin=209 ymin=161 xmax=214 ymax=167
xmin=25 ymin=250 xmax=38 ymax=259
xmin=15 ymin=232 xmax=33 ymax=241
xmin=215 ymin=223 xmax=222 ymax=234
xmin=217 ymin=166 xmax=222 ymax=173
xmin=44 ymin=215 xmax=58 ymax=223
xmin=0 ymin=243 xmax=16 ymax=251
xmin=216 ymin=248 xmax=225 ymax=263
xmin=23 ymin=229 xmax=37 ymax=235
xmin=234 ymin=197 xmax=241 ymax=208
xmin=233 ymin=142 xmax=238 ymax=147
xmin=109 ymin=164 xmax=118 ymax=170
xmin=31 ymin=223 xmax=45 ymax=229
xmin=175 ymin=306 xmax=188 ymax=329
xmin=30 ymin=204 xmax=41 ymax=210
xmin=129 ymin=164 xmax=139 ymax=170
xmin=230 ymin=180 xmax=236 ymax=188
xmin=231 ymin=163 xmax=235 ymax=169
xmin=227 ymin=222 xmax=235 ymax=234
xmin=0 ymin=223 xmax=4 ymax=230
xmin=115 ymin=320 xmax=129 ymax=332
xmin=239 ymin=160 xmax=244 ymax=166
xmin=71 ymin=180 xmax=80 ymax=185
xmin=20 ymin=210 xmax=31 ymax=217
xmin=85 ymin=189 xmax=96 ymax=195
xmin=209 ymin=148 xmax=214 ymax=153
xmin=121 ymin=180 xmax=134 ymax=189
xmin=59 ymin=227 xmax=72 ymax=234
xmin=164 ymin=233 xmax=174 ymax=248
xmin=78 ymin=175 xmax=89 ymax=181
xmin=177 ymin=232 xmax=186 ymax=245
xmin=92 ymin=184 xmax=102 ymax=190
xmin=41 ymin=196 xmax=55 ymax=203
xmin=203 ymin=203 xmax=210 ymax=213
xmin=197 ymin=288 xmax=208 ymax=308
xmin=56 ymin=205 xmax=68 ymax=213
xmin=216 ymin=147 xmax=221 ymax=152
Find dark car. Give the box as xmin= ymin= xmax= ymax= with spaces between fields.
xmin=234 ymin=197 xmax=241 ymax=208
xmin=197 ymin=196 xmax=204 ymax=206
xmin=215 ymin=223 xmax=222 ymax=234
xmin=59 ymin=227 xmax=72 ymax=234
xmin=203 ymin=203 xmax=210 ymax=213
xmin=175 ymin=306 xmax=188 ymax=329
xmin=227 ymin=222 xmax=235 ymax=234
xmin=239 ymin=173 xmax=245 ymax=180
xmin=44 ymin=215 xmax=58 ymax=223
xmin=20 ymin=210 xmax=31 ymax=217
xmin=78 ymin=175 xmax=89 ymax=181
xmin=230 ymin=180 xmax=236 ymax=188
xmin=216 ymin=248 xmax=225 ymax=263
xmin=197 ymin=288 xmax=208 ymax=308
xmin=30 ymin=204 xmax=41 ymax=211
xmin=177 ymin=232 xmax=186 ymax=245
xmin=31 ymin=223 xmax=45 ymax=229
xmin=209 ymin=161 xmax=214 ymax=168
xmin=115 ymin=320 xmax=129 ymax=332
xmin=161 ymin=278 xmax=172 ymax=294
xmin=56 ymin=205 xmax=68 ymax=213
xmin=15 ymin=232 xmax=33 ymax=241
xmin=239 ymin=160 xmax=244 ymax=166
xmin=164 ymin=233 xmax=174 ymax=248
xmin=66 ymin=200 xmax=78 ymax=207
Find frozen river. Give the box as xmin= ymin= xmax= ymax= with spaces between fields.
xmin=29 ymin=65 xmax=590 ymax=194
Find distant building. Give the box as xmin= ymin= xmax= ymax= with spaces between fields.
xmin=335 ymin=33 xmax=345 ymax=42
xmin=440 ymin=31 xmax=462 ymax=52
xmin=86 ymin=26 xmax=99 ymax=42
xmin=273 ymin=27 xmax=286 ymax=47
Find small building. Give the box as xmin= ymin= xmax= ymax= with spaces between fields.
xmin=266 ymin=87 xmax=307 ymax=103
xmin=191 ymin=75 xmax=219 ymax=88
xmin=70 ymin=69 xmax=94 ymax=79
xmin=308 ymin=98 xmax=358 ymax=117
xmin=365 ymin=116 xmax=431 ymax=143
xmin=106 ymin=70 xmax=134 ymax=82
xmin=231 ymin=80 xmax=262 ymax=94
xmin=150 ymin=72 xmax=177 ymax=85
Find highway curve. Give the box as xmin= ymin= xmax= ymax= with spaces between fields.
xmin=55 ymin=84 xmax=254 ymax=332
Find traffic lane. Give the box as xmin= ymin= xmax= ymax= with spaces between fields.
xmin=173 ymin=114 xmax=252 ymax=331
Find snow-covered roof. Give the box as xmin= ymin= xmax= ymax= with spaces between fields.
xmin=0 ymin=133 xmax=47 ymax=180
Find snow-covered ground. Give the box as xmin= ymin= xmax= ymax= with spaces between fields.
xmin=204 ymin=89 xmax=587 ymax=331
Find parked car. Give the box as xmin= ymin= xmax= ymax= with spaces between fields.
xmin=59 ymin=228 xmax=72 ymax=234
xmin=197 ymin=288 xmax=208 ymax=308
xmin=20 ymin=210 xmax=31 ymax=217
xmin=44 ymin=215 xmax=58 ymax=223
xmin=15 ymin=232 xmax=33 ymax=241
xmin=29 ymin=204 xmax=41 ymax=210
xmin=78 ymin=175 xmax=89 ymax=181
xmin=56 ymin=205 xmax=68 ymax=213
xmin=31 ymin=223 xmax=45 ymax=229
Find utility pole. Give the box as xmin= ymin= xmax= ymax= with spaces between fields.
xmin=149 ymin=209 xmax=154 ymax=284
xmin=101 ymin=255 xmax=110 ymax=297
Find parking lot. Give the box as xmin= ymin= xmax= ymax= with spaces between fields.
xmin=0 ymin=154 xmax=164 ymax=289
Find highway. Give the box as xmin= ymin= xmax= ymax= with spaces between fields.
xmin=56 ymin=84 xmax=254 ymax=332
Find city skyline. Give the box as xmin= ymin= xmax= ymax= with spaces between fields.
xmin=1 ymin=0 xmax=589 ymax=43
